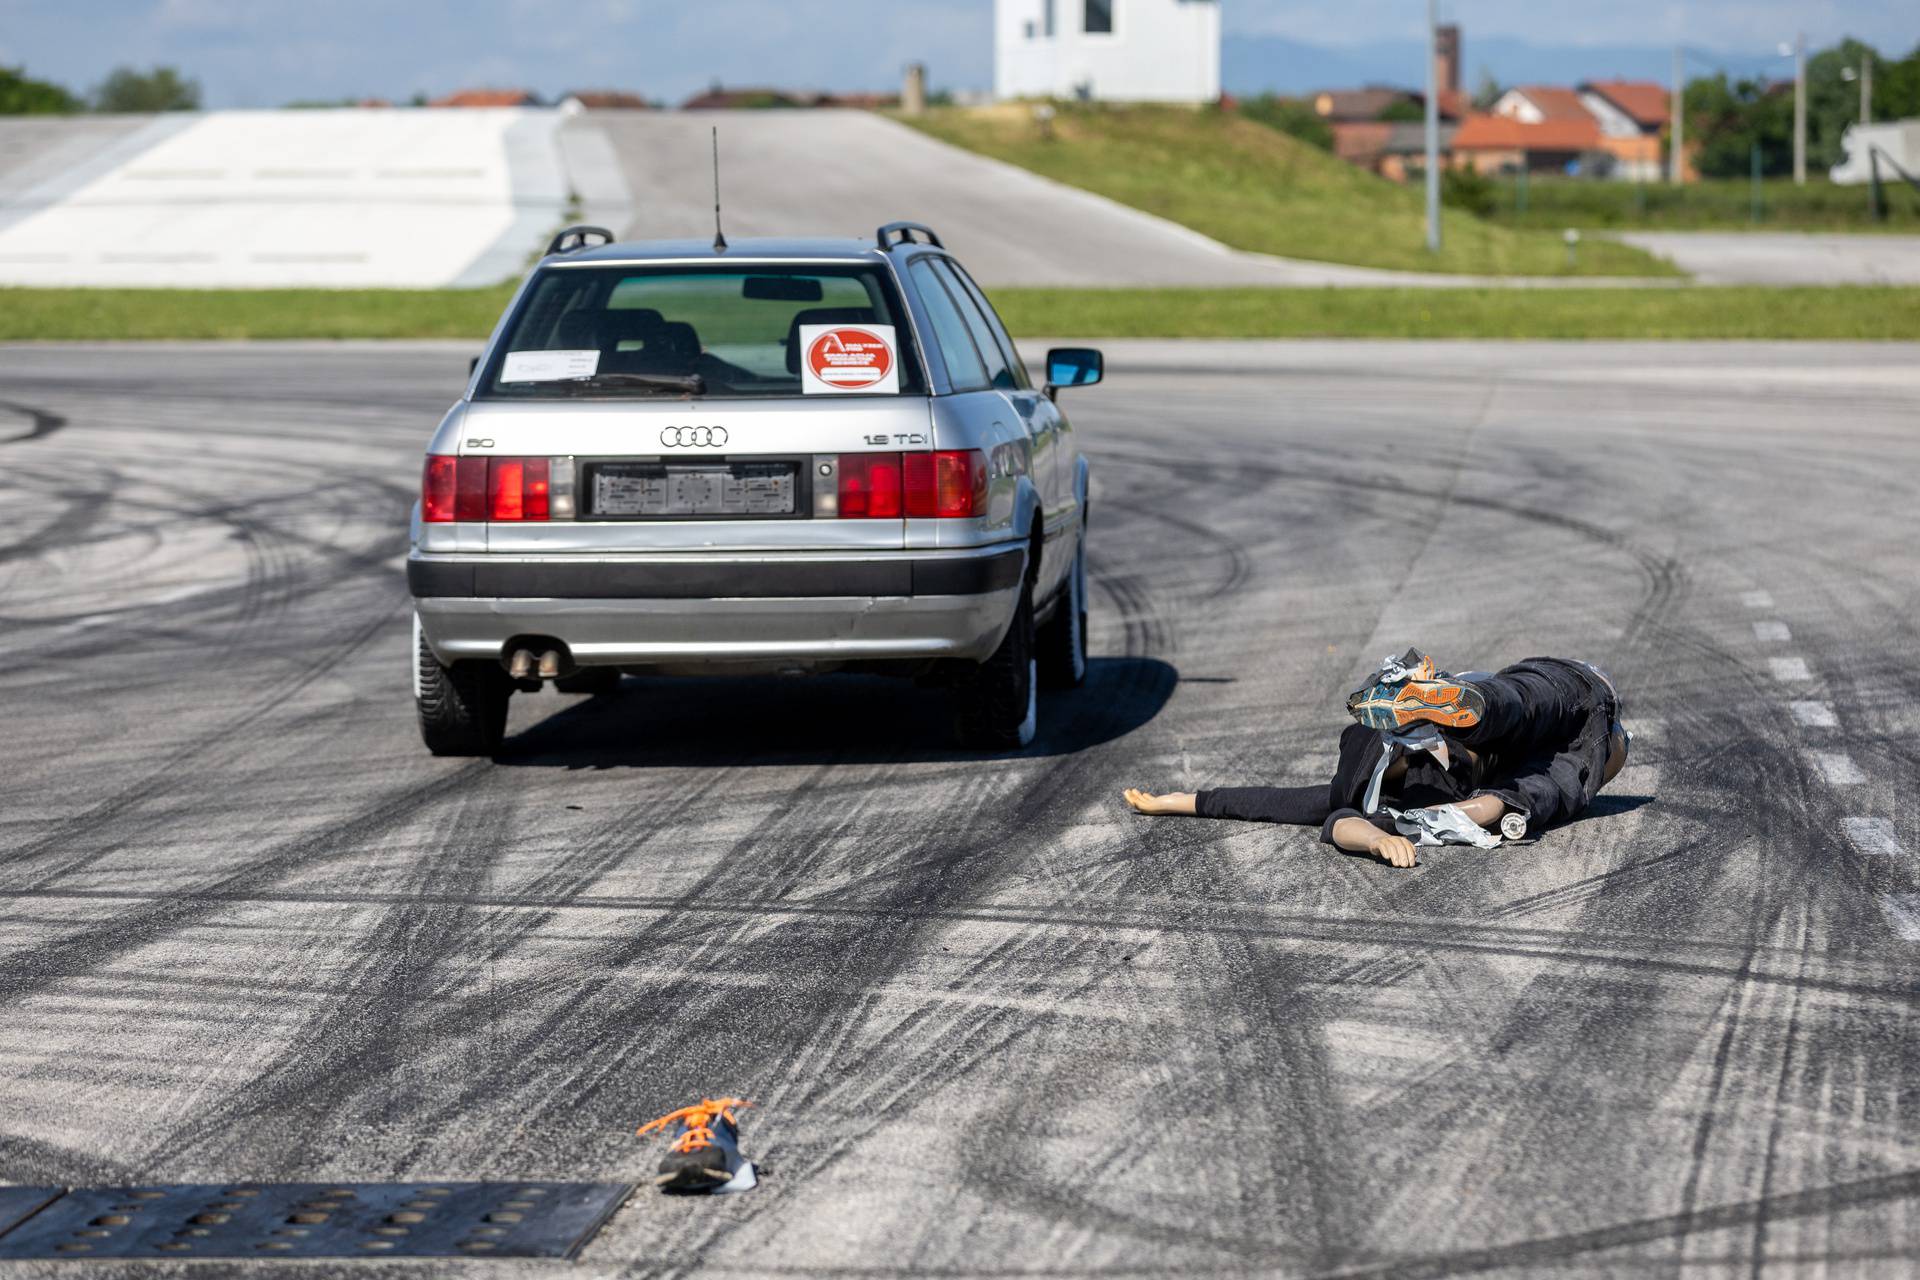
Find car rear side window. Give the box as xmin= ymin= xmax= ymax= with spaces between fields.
xmin=909 ymin=259 xmax=990 ymax=392
xmin=926 ymin=260 xmax=1016 ymax=392
xmin=938 ymin=260 xmax=1030 ymax=390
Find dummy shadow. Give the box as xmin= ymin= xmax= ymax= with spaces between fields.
xmin=1565 ymin=793 xmax=1656 ymax=824
xmin=494 ymin=655 xmax=1178 ymax=769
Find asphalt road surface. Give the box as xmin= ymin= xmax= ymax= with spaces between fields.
xmin=1615 ymin=231 xmax=1920 ymax=286
xmin=576 ymin=110 xmax=1573 ymax=289
xmin=3 ymin=339 xmax=1918 ymax=1277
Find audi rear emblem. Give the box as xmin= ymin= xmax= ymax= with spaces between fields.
xmin=660 ymin=425 xmax=727 ymax=448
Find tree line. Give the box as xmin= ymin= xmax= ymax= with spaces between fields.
xmin=1687 ymin=38 xmax=1920 ymax=177
xmin=1 ymin=64 xmax=200 ymax=114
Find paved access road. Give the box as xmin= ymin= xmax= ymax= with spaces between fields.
xmin=2 ymin=341 xmax=1917 ymax=1277
xmin=1616 ymin=231 xmax=1920 ymax=285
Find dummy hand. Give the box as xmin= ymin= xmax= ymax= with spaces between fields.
xmin=1367 ymin=833 xmax=1420 ymax=868
xmin=1123 ymin=788 xmax=1196 ymax=816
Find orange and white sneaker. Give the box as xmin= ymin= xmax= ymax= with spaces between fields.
xmin=636 ymin=1097 xmax=753 ymax=1193
xmin=1346 ymin=649 xmax=1485 ymax=731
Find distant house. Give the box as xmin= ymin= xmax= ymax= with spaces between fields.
xmin=563 ymin=91 xmax=651 ymax=111
xmin=995 ymin=0 xmax=1220 ymax=103
xmin=1450 ymin=112 xmax=1602 ymax=175
xmin=430 ymin=88 xmax=543 ymax=108
xmin=1578 ymin=80 xmax=1667 ymax=181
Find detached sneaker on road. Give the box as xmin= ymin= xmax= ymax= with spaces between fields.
xmin=1347 ymin=648 xmax=1486 ymax=731
xmin=637 ymin=1097 xmax=755 ymax=1193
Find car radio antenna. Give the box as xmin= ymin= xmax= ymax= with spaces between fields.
xmin=711 ymin=126 xmax=728 ymax=253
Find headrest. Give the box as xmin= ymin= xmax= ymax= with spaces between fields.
xmin=602 ymin=307 xmax=664 ymax=347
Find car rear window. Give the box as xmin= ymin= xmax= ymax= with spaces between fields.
xmin=478 ymin=264 xmax=928 ymax=400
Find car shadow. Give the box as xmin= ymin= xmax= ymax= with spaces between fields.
xmin=493 ymin=656 xmax=1179 ymax=769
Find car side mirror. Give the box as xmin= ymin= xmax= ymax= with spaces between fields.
xmin=469 ymin=355 xmax=480 ymax=377
xmin=1044 ymin=347 xmax=1102 ymax=399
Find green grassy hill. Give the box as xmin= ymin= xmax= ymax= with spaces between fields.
xmin=898 ymin=104 xmax=1678 ymax=278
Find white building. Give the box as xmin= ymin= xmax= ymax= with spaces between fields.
xmin=995 ymin=0 xmax=1220 ymax=104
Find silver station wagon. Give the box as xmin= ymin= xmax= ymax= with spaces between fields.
xmin=408 ymin=221 xmax=1101 ymax=756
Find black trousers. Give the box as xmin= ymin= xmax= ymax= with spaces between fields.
xmin=1196 ymin=658 xmax=1621 ymax=842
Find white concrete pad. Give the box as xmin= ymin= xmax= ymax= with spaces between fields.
xmin=0 ymin=109 xmax=570 ymax=288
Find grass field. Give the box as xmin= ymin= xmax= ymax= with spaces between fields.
xmin=895 ymin=104 xmax=1679 ymax=278
xmin=1480 ymin=175 xmax=1920 ymax=232
xmin=989 ymin=285 xmax=1920 ymax=340
xmin=2 ymin=284 xmax=1914 ymax=342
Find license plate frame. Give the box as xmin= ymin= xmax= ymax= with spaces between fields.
xmin=587 ymin=459 xmax=807 ymax=520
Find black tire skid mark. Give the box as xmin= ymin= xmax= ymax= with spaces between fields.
xmin=0 ymin=762 xmax=492 ymax=1015
xmin=630 ymin=459 xmax=1339 ymax=1272
xmin=4 ymin=601 xmax=404 ymax=887
xmin=1105 ymin=427 xmax=1861 ymax=1268
xmin=137 ymin=768 xmax=537 ymax=1170
xmin=498 ymin=500 xmax=1201 ymax=1269
xmin=2 ymin=455 xmax=413 ymax=883
xmin=0 ymin=397 xmax=66 ymax=446
xmin=170 ymin=757 xmax=877 ymax=1173
xmin=133 ymin=739 xmax=785 ymax=1172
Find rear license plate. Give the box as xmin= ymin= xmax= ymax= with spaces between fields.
xmin=592 ymin=463 xmax=796 ymax=517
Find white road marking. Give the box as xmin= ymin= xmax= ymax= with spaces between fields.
xmin=1770 ymin=657 xmax=1812 ymax=682
xmin=1843 ymin=817 xmax=1904 ymax=858
xmin=1753 ymin=620 xmax=1792 ymax=643
xmin=1790 ymin=700 xmax=1837 ymax=728
xmin=1810 ymin=752 xmax=1866 ymax=785
xmin=1879 ymin=894 xmax=1920 ymax=942
xmin=1741 ymin=590 xmax=1775 ymax=609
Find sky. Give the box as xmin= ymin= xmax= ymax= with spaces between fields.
xmin=1 ymin=0 xmax=1913 ymax=107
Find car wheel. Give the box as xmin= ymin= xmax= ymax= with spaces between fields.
xmin=955 ymin=581 xmax=1037 ymax=750
xmin=1038 ymin=537 xmax=1088 ymax=689
xmin=415 ymin=615 xmax=510 ymax=756
xmin=554 ymin=667 xmax=622 ymax=695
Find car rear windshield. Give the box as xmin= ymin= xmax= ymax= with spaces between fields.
xmin=477 ymin=264 xmax=928 ymax=399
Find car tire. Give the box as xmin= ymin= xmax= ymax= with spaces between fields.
xmin=1037 ymin=537 xmax=1088 ymax=689
xmin=415 ymin=618 xmax=510 ymax=756
xmin=955 ymin=581 xmax=1037 ymax=751
xmin=554 ymin=667 xmax=622 ymax=695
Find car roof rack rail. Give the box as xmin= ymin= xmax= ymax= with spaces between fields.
xmin=547 ymin=224 xmax=617 ymax=256
xmin=876 ymin=220 xmax=943 ymax=250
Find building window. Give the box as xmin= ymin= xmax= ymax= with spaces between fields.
xmin=1042 ymin=0 xmax=1055 ymax=38
xmin=1085 ymin=0 xmax=1113 ymax=34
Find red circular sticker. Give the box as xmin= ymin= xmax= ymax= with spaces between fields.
xmin=806 ymin=327 xmax=893 ymax=389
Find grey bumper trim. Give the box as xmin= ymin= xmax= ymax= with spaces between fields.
xmin=408 ymin=549 xmax=1025 ymax=600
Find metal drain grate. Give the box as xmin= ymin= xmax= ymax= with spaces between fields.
xmin=0 ymin=1188 xmax=61 ymax=1237
xmin=0 ymin=1182 xmax=630 ymax=1260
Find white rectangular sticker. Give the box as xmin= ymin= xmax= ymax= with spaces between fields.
xmin=500 ymin=349 xmax=600 ymax=383
xmin=798 ymin=323 xmax=899 ymax=395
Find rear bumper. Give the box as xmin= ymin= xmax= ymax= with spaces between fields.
xmin=410 ymin=545 xmax=1024 ymax=668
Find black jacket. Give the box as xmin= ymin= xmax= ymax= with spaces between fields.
xmin=1196 ymin=658 xmax=1620 ymax=843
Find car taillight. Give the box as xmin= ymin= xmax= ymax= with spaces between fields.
xmin=840 ymin=450 xmax=986 ymax=519
xmin=488 ymin=457 xmax=550 ymax=521
xmin=422 ymin=456 xmax=551 ymax=522
xmin=837 ymin=453 xmax=903 ymax=518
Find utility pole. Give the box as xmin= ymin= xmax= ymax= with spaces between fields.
xmin=1862 ymin=53 xmax=1873 ymax=125
xmin=1792 ymin=32 xmax=1807 ymax=186
xmin=1424 ymin=0 xmax=1441 ymax=252
xmin=1670 ymin=46 xmax=1685 ymax=185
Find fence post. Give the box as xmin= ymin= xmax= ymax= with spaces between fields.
xmin=1750 ymin=143 xmax=1762 ymax=224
